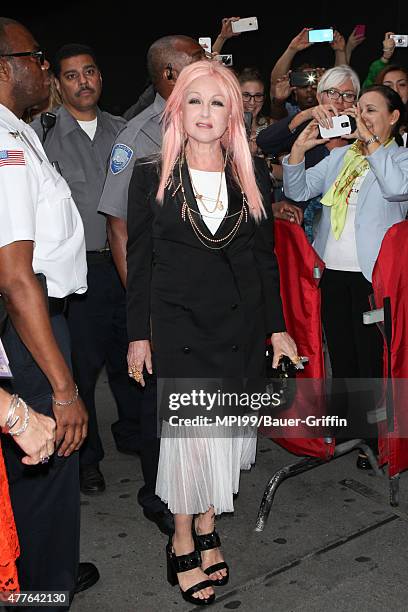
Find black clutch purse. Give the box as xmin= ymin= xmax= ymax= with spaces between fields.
xmin=265 ymin=347 xmax=308 ymax=410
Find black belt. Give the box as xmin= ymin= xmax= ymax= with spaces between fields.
xmin=48 ymin=297 xmax=67 ymax=317
xmin=86 ymin=249 xmax=112 ymax=264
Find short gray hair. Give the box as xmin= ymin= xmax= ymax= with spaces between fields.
xmin=317 ymin=65 xmax=360 ymax=97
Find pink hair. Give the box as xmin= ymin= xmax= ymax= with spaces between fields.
xmin=157 ymin=60 xmax=266 ymax=221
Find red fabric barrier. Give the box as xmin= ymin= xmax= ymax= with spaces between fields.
xmin=372 ymin=221 xmax=408 ymax=476
xmin=262 ymin=220 xmax=334 ymax=460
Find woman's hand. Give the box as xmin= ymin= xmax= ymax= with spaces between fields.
xmin=270 ymin=332 xmax=299 ymax=368
xmin=127 ymin=340 xmax=152 ymax=387
xmin=346 ymin=27 xmax=366 ymax=55
xmin=331 ymin=30 xmax=346 ymax=52
xmin=14 ymin=408 xmax=56 ymax=466
xmin=272 ymin=201 xmax=304 ymax=224
xmin=219 ymin=17 xmax=241 ymax=40
xmin=288 ymin=28 xmax=313 ymax=52
xmin=310 ymin=104 xmax=339 ymax=129
xmin=382 ymin=31 xmax=396 ymax=60
xmin=274 ymin=73 xmax=294 ymax=102
xmin=290 ymin=120 xmax=329 ymax=160
xmin=342 ymin=105 xmax=372 ymax=142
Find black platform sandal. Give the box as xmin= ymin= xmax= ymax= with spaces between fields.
xmin=166 ymin=538 xmax=215 ymax=606
xmin=193 ymin=530 xmax=229 ymax=587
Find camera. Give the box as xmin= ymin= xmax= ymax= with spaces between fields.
xmin=390 ymin=34 xmax=408 ymax=47
xmin=290 ymin=71 xmax=318 ymax=88
xmin=215 ymin=54 xmax=233 ymax=67
xmin=319 ymin=114 xmax=357 ymax=139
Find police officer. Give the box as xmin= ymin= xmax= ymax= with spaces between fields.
xmin=0 ymin=17 xmax=98 ymax=606
xmin=97 ymin=35 xmax=204 ymax=536
xmin=32 ymin=44 xmax=142 ymax=495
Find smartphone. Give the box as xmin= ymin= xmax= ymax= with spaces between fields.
xmin=215 ymin=54 xmax=233 ymax=67
xmin=390 ymin=34 xmax=408 ymax=47
xmin=308 ymin=28 xmax=334 ymax=43
xmin=231 ymin=17 xmax=258 ymax=34
xmin=319 ymin=114 xmax=357 ymax=139
xmin=244 ymin=111 xmax=252 ymax=138
xmin=198 ymin=37 xmax=211 ymax=52
xmin=354 ymin=24 xmax=366 ymax=37
xmin=290 ymin=71 xmax=318 ymax=87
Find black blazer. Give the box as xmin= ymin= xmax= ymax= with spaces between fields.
xmin=126 ymin=155 xmax=285 ymax=377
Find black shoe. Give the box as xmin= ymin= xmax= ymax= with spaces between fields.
xmin=356 ymin=453 xmax=373 ymax=470
xmin=75 ymin=562 xmax=100 ymax=593
xmin=193 ymin=529 xmax=229 ymax=587
xmin=143 ymin=507 xmax=175 ymax=535
xmin=166 ymin=538 xmax=215 ymax=606
xmin=80 ymin=464 xmax=106 ymax=495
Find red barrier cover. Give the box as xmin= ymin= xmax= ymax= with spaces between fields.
xmin=372 ymin=221 xmax=408 ymax=476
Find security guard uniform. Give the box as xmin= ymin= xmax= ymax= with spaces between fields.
xmin=32 ymin=105 xmax=142 ymax=468
xmin=0 ymin=102 xmax=87 ymax=600
xmin=98 ymin=93 xmax=168 ymax=516
xmin=98 ymin=92 xmax=165 ymax=221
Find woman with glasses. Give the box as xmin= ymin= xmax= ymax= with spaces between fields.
xmin=257 ymin=66 xmax=360 ymax=234
xmin=238 ymin=68 xmax=274 ymax=156
xmin=283 ymin=84 xmax=408 ymax=465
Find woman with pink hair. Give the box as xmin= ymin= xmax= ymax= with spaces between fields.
xmin=126 ymin=59 xmax=298 ymax=606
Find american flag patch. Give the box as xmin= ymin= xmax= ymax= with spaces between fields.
xmin=0 ymin=150 xmax=25 ymax=167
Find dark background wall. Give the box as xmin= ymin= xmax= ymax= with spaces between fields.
xmin=9 ymin=4 xmax=408 ymax=114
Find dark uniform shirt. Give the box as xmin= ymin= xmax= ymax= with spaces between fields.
xmin=32 ymin=106 xmax=126 ymax=250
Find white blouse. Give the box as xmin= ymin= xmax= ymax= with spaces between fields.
xmin=190 ymin=169 xmax=228 ymax=235
xmin=323 ymin=169 xmax=369 ymax=272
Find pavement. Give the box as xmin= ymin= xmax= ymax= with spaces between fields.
xmin=72 ymin=373 xmax=408 ymax=612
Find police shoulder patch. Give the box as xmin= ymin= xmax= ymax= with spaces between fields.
xmin=110 ymin=143 xmax=133 ymax=174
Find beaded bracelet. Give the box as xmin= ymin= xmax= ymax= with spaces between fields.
xmin=8 ymin=398 xmax=30 ymax=437
xmin=52 ymin=384 xmax=79 ymax=407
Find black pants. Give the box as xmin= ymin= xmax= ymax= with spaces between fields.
xmin=67 ymin=256 xmax=142 ymax=467
xmin=320 ymin=269 xmax=383 ymax=440
xmin=136 ymin=370 xmax=166 ymax=512
xmin=2 ymin=315 xmax=79 ymax=610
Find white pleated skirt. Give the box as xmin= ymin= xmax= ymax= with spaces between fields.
xmin=156 ymin=422 xmax=257 ymax=515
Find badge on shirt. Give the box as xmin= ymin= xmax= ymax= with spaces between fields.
xmin=0 ymin=149 xmax=25 ymax=168
xmin=110 ymin=144 xmax=133 ymax=174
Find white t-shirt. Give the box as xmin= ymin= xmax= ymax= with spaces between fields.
xmin=190 ymin=169 xmax=228 ymax=235
xmin=323 ymin=170 xmax=369 ymax=272
xmin=78 ymin=117 xmax=98 ymax=140
xmin=0 ymin=104 xmax=87 ymax=298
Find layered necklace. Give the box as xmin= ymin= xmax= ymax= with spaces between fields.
xmin=174 ymin=151 xmax=249 ymax=250
xmin=187 ymin=153 xmax=227 ymax=213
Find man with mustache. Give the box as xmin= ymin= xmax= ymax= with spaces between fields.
xmin=32 ymin=44 xmax=141 ymax=496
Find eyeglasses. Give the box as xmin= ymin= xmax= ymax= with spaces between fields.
xmin=242 ymin=92 xmax=265 ymax=102
xmin=0 ymin=50 xmax=45 ymax=65
xmin=322 ymin=88 xmax=357 ymax=103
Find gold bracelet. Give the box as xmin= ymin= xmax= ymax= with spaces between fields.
xmin=52 ymin=384 xmax=79 ymax=406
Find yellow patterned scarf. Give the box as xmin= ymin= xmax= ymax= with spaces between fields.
xmin=321 ymin=139 xmax=394 ymax=239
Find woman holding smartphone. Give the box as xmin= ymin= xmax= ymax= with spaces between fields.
xmin=283 ymin=85 xmax=408 ymax=462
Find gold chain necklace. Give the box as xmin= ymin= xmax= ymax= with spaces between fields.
xmin=187 ymin=152 xmax=227 ymax=213
xmin=178 ymin=155 xmax=248 ymax=250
